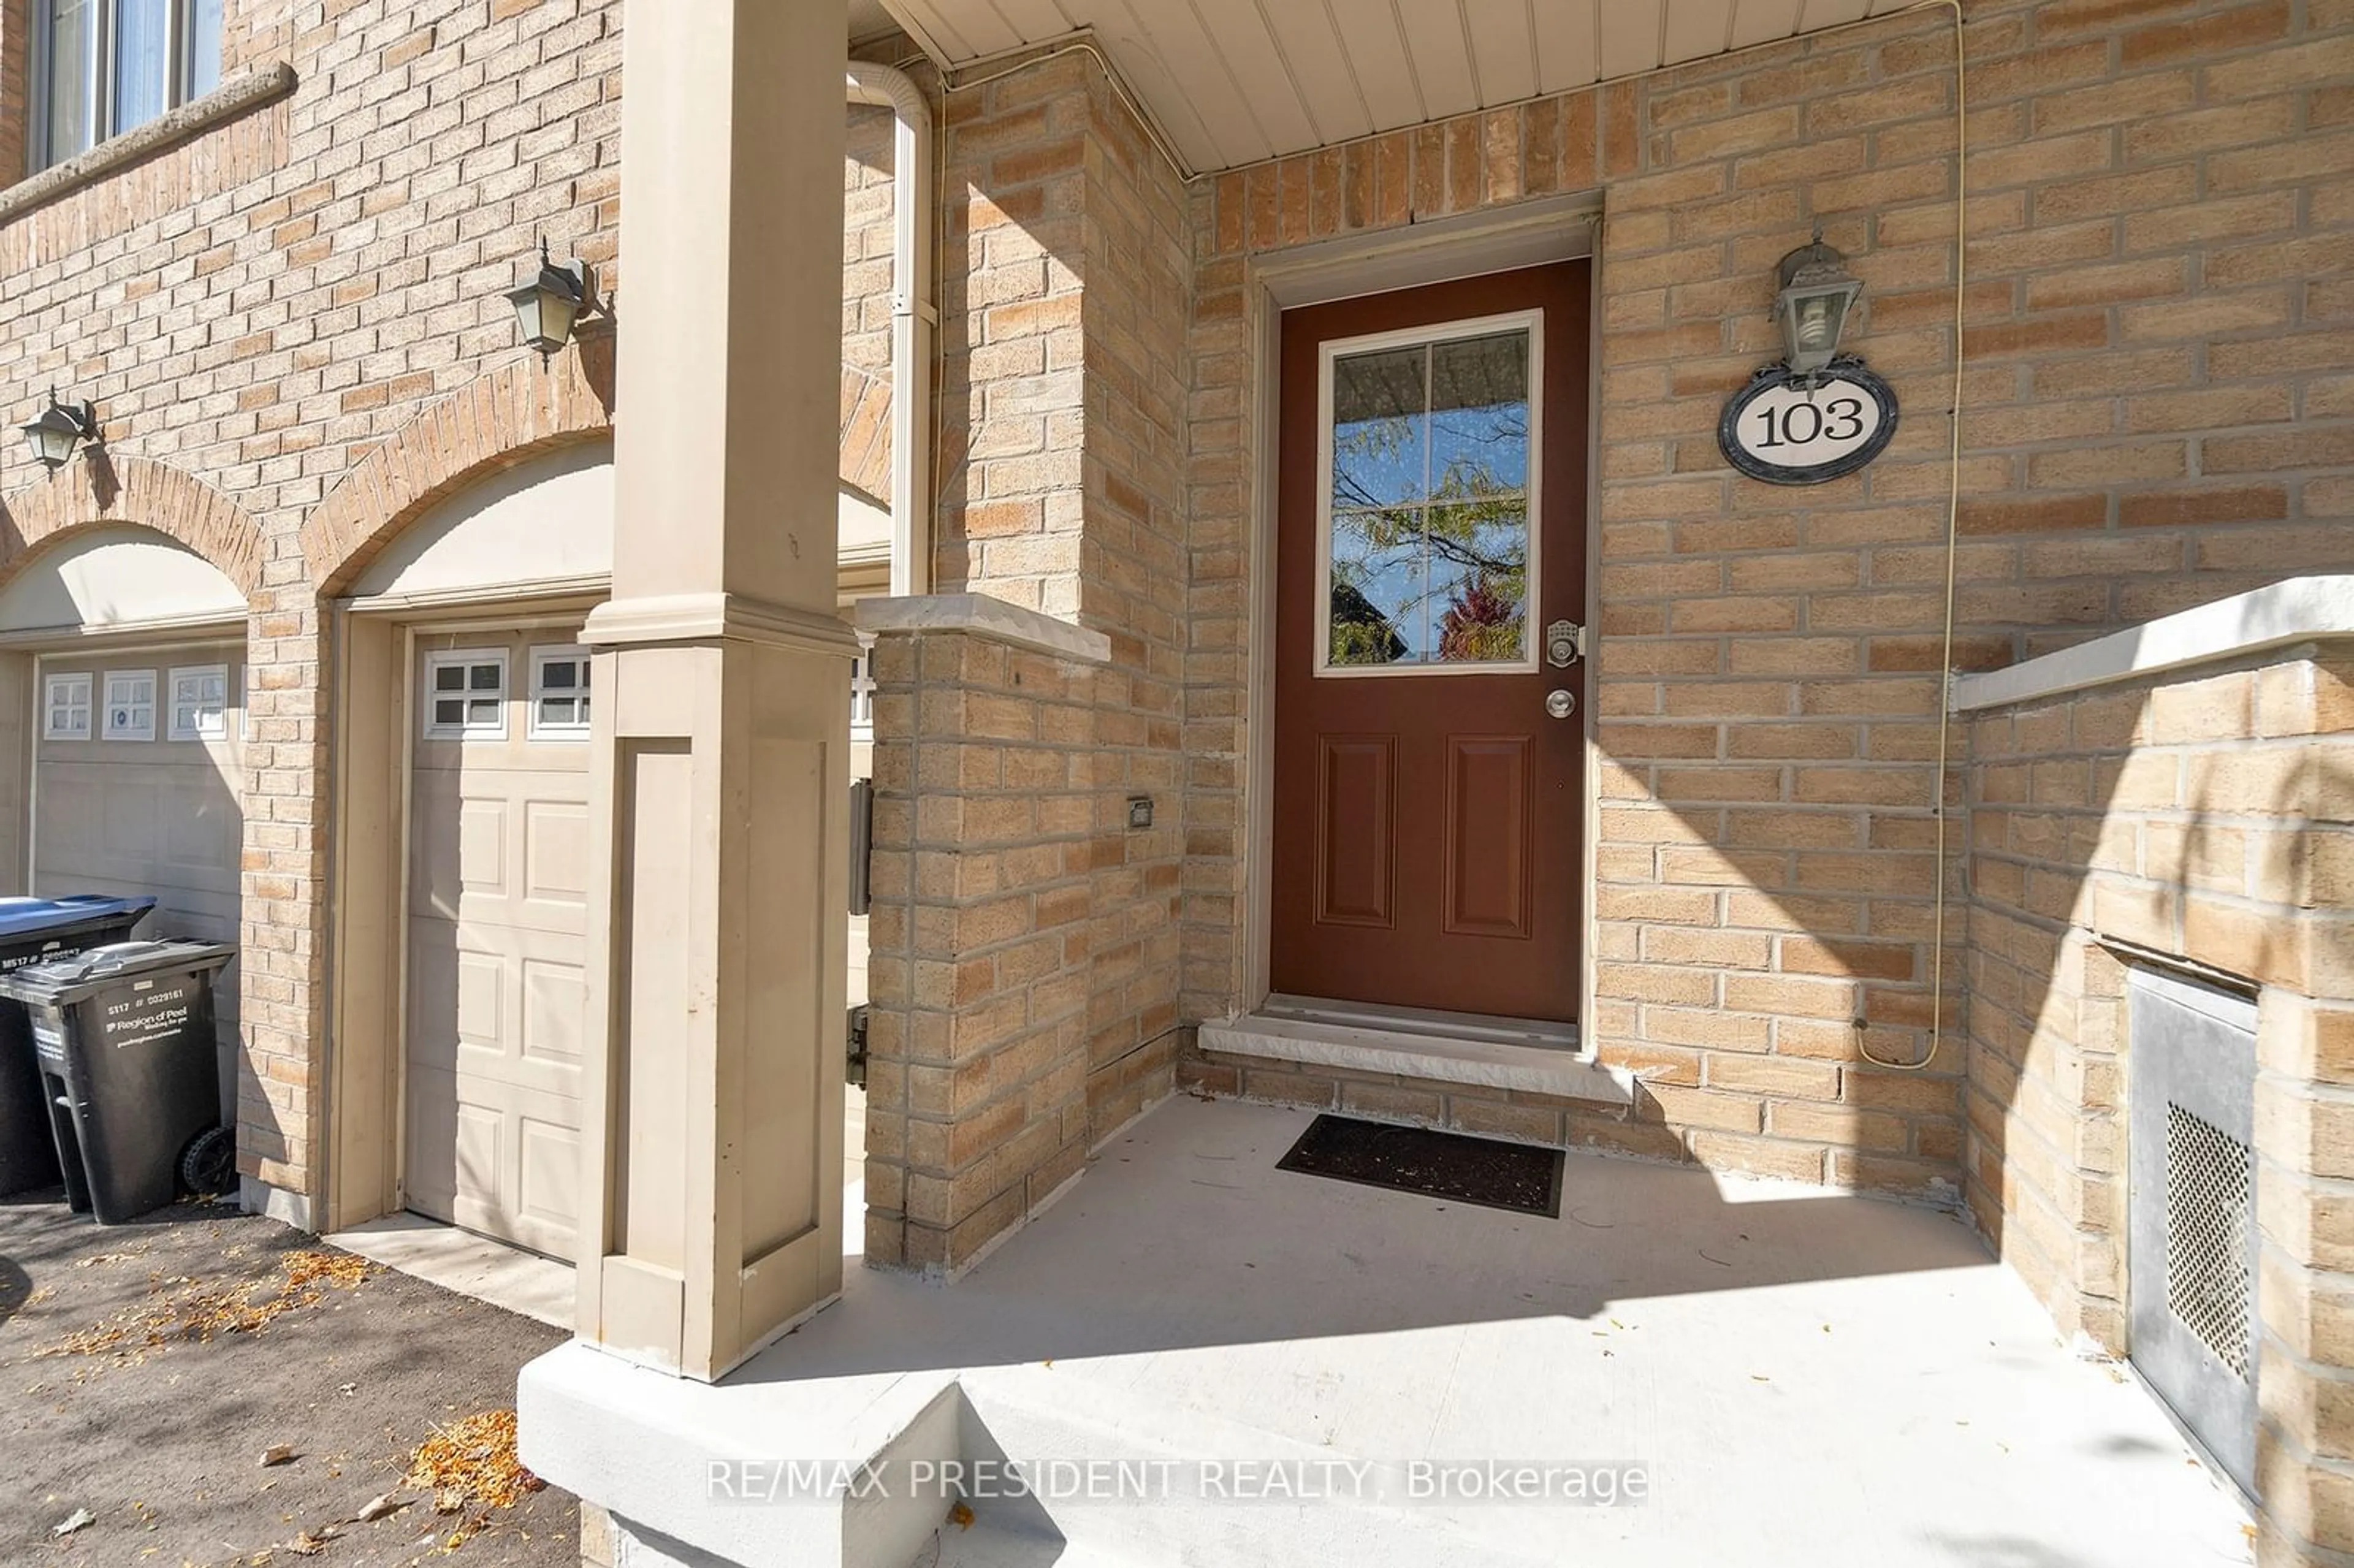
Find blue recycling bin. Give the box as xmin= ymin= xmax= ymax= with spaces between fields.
xmin=0 ymin=896 xmax=156 ymax=1196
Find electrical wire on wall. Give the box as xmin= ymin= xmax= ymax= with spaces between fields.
xmin=1860 ymin=0 xmax=1967 ymax=1071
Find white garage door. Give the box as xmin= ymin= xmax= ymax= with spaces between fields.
xmin=32 ymin=643 xmax=244 ymax=1117
xmin=403 ymin=627 xmax=591 ymax=1257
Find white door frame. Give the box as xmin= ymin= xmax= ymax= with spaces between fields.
xmin=324 ymin=593 xmax=603 ymax=1235
xmin=1238 ymin=194 xmax=1604 ymax=1048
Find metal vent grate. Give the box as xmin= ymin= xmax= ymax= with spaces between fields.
xmin=2165 ymin=1100 xmax=2254 ymax=1380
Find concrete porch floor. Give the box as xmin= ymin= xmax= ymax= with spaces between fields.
xmin=525 ymin=1095 xmax=2252 ymax=1568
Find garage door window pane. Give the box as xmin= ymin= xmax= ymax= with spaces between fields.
xmin=102 ymin=670 xmax=156 ymax=741
xmin=529 ymin=646 xmax=590 ymax=739
xmin=424 ymin=651 xmax=507 ymax=739
xmin=44 ymin=672 xmax=92 ymax=739
xmin=168 ymin=664 xmax=229 ymax=741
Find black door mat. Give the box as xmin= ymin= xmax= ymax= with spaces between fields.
xmin=1275 ymin=1114 xmax=1564 ymax=1217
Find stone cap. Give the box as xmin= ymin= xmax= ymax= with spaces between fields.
xmin=0 ymin=63 xmax=298 ymax=227
xmin=1952 ymin=574 xmax=2354 ymax=714
xmin=853 ymin=592 xmax=1112 ymax=664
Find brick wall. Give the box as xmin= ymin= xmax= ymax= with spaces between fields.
xmin=1181 ymin=0 xmax=2354 ymax=1197
xmin=1964 ymin=647 xmax=2354 ymax=1567
xmin=862 ymin=630 xmax=1102 ymax=1270
xmin=1070 ymin=59 xmax=1190 ymax=1155
xmin=0 ymin=0 xmax=625 ymax=1198
xmin=840 ymin=102 xmax=895 ymax=506
xmin=861 ymin=47 xmax=1189 ymax=1271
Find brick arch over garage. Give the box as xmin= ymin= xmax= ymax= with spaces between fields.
xmin=0 ymin=454 xmax=265 ymax=599
xmin=302 ymin=352 xmax=613 ymax=595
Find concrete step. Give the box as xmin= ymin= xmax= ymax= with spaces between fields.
xmin=863 ymin=1365 xmax=1554 ymax=1568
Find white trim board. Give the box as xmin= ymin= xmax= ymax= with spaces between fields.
xmin=1241 ymin=227 xmax=1600 ymax=1032
xmin=1951 ymin=574 xmax=2354 ymax=713
xmin=1257 ymin=197 xmax=1600 ymax=309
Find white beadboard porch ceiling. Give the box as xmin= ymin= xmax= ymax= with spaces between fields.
xmin=869 ymin=0 xmax=1925 ymax=175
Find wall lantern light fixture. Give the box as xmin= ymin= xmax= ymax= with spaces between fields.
xmin=507 ymin=237 xmax=596 ymax=357
xmin=1772 ymin=230 xmax=1864 ymax=382
xmin=20 ymin=389 xmax=96 ymax=471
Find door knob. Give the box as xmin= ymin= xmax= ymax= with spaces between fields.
xmin=1545 ymin=690 xmax=1576 ymax=720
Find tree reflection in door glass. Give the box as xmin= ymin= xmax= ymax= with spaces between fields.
xmin=1327 ymin=327 xmax=1531 ymax=667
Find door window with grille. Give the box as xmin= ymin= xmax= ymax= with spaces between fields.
xmin=1318 ymin=315 xmax=1540 ymax=674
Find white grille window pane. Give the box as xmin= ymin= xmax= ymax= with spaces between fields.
xmin=1322 ymin=322 xmax=1537 ymax=674
xmin=167 ymin=664 xmax=230 ymax=742
xmin=529 ymin=646 xmax=592 ymax=739
xmin=185 ymin=0 xmax=223 ymax=98
xmin=44 ymin=673 xmax=93 ymax=739
xmin=102 ymin=670 xmax=158 ymax=741
xmin=849 ymin=643 xmax=877 ymax=733
xmin=44 ymin=0 xmax=96 ymax=166
xmin=110 ymin=0 xmax=170 ymax=136
xmin=423 ymin=650 xmax=507 ymax=739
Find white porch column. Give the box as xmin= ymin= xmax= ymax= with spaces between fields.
xmin=576 ymin=0 xmax=850 ymax=1382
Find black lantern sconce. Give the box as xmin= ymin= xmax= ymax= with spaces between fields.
xmin=20 ymin=390 xmax=96 ymax=471
xmin=1772 ymin=231 xmax=1864 ymax=382
xmin=507 ymin=237 xmax=597 ymax=357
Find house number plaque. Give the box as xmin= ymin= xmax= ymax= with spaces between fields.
xmin=1718 ymin=358 xmax=1899 ymax=485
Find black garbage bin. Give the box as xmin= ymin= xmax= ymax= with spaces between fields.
xmin=1 ymin=939 xmax=236 ymax=1223
xmin=0 ymin=896 xmax=158 ymax=1197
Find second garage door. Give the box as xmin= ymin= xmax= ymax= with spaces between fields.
xmin=403 ymin=627 xmax=591 ymax=1257
xmin=34 ymin=642 xmax=245 ymax=1117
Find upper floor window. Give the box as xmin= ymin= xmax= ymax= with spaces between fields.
xmin=38 ymin=0 xmax=223 ymax=169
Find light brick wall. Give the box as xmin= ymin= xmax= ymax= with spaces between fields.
xmin=1182 ymin=0 xmax=2354 ymax=1197
xmin=862 ymin=48 xmax=1189 ymax=1272
xmin=840 ymin=101 xmax=895 ymax=506
xmin=0 ymin=0 xmax=625 ymax=1198
xmin=936 ymin=52 xmax=1089 ymax=620
xmin=1071 ymin=63 xmax=1190 ymax=1137
xmin=1965 ymin=649 xmax=2354 ymax=1567
xmin=863 ymin=630 xmax=1114 ymax=1270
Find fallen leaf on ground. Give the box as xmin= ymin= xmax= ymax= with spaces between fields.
xmin=39 ymin=1249 xmax=375 ymax=1369
xmin=52 ymin=1507 xmax=94 ymax=1536
xmin=352 ymin=1493 xmax=406 ymax=1523
xmin=404 ymin=1409 xmax=544 ymax=1512
xmin=261 ymin=1444 xmax=297 ymax=1467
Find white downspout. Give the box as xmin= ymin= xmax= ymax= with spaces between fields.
xmin=846 ymin=63 xmax=934 ymax=597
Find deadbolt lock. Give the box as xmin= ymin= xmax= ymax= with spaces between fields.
xmin=1545 ymin=619 xmax=1586 ymax=669
xmin=1545 ymin=689 xmax=1577 ymax=720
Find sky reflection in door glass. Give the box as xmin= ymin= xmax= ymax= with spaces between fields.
xmin=1327 ymin=328 xmax=1531 ymax=667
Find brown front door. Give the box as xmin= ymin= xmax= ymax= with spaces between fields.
xmin=1271 ymin=261 xmax=1589 ymax=1023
